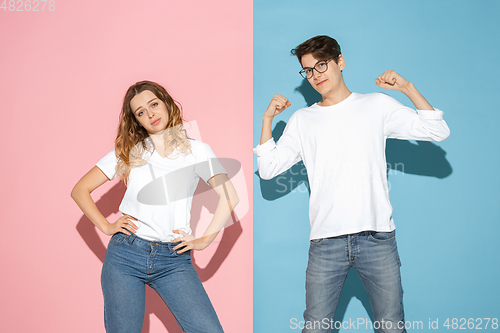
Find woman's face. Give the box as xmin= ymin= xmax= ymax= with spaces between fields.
xmin=129 ymin=90 xmax=169 ymax=135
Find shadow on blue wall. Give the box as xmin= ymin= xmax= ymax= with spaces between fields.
xmin=257 ymin=79 xmax=452 ymax=198
xmin=254 ymin=79 xmax=452 ymax=332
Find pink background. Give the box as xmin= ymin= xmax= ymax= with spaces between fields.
xmin=0 ymin=1 xmax=252 ymax=332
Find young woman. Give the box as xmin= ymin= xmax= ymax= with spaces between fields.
xmin=71 ymin=81 xmax=238 ymax=333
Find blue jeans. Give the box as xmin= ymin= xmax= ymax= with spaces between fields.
xmin=101 ymin=232 xmax=224 ymax=333
xmin=303 ymin=230 xmax=406 ymax=333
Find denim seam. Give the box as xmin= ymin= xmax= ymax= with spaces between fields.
xmin=368 ymin=233 xmax=396 ymax=243
xmin=310 ymin=238 xmax=325 ymax=246
xmin=149 ymin=281 xmax=188 ymax=332
xmin=109 ymin=234 xmax=127 ymax=246
xmin=330 ymin=270 xmax=350 ymax=325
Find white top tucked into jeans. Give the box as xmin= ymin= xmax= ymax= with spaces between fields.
xmin=97 ymin=139 xmax=226 ymax=242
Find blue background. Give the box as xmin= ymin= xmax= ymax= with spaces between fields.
xmin=253 ymin=0 xmax=500 ymax=332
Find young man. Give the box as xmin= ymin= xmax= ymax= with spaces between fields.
xmin=253 ymin=35 xmax=450 ymax=333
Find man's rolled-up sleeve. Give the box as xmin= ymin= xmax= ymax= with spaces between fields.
xmin=384 ymin=95 xmax=450 ymax=142
xmin=253 ymin=115 xmax=302 ymax=180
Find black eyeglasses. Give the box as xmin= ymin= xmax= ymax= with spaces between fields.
xmin=299 ymin=57 xmax=335 ymax=79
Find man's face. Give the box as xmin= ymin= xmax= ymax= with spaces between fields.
xmin=301 ymin=53 xmax=345 ymax=97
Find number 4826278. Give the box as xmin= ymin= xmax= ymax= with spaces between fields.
xmin=1 ymin=0 xmax=55 ymax=11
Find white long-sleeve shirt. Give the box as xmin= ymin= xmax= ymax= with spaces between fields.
xmin=253 ymin=92 xmax=450 ymax=240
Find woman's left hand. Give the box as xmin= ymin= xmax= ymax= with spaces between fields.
xmin=172 ymin=229 xmax=211 ymax=253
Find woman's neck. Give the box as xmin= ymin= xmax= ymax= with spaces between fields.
xmin=149 ymin=131 xmax=168 ymax=157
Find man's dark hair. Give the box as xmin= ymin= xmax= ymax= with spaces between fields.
xmin=291 ymin=35 xmax=342 ymax=64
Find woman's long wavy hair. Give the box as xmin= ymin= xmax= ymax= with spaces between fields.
xmin=114 ymin=81 xmax=191 ymax=182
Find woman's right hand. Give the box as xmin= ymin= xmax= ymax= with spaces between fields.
xmin=104 ymin=214 xmax=138 ymax=236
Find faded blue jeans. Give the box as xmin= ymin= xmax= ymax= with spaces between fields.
xmin=101 ymin=232 xmax=224 ymax=333
xmin=303 ymin=230 xmax=406 ymax=333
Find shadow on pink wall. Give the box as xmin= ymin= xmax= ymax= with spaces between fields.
xmin=76 ymin=181 xmax=242 ymax=332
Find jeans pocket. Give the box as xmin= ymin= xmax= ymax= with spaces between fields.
xmin=368 ymin=230 xmax=396 ymax=242
xmin=310 ymin=238 xmax=325 ymax=246
xmin=109 ymin=232 xmax=127 ymax=246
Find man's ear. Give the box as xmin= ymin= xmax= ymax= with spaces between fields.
xmin=338 ymin=54 xmax=345 ymax=71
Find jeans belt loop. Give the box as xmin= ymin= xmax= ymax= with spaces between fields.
xmin=128 ymin=233 xmax=136 ymax=245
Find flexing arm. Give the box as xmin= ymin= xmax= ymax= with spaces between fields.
xmin=254 ymin=95 xmax=303 ymax=179
xmin=71 ymin=166 xmax=138 ymax=236
xmin=260 ymin=94 xmax=291 ymax=144
xmin=376 ymin=70 xmax=433 ymax=110
xmin=173 ymin=173 xmax=239 ymax=253
xmin=376 ymin=70 xmax=450 ymax=141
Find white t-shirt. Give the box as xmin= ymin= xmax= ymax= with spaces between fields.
xmin=97 ymin=139 xmax=226 ymax=242
xmin=253 ymin=92 xmax=450 ymax=240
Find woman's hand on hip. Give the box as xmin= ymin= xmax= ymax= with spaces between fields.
xmin=105 ymin=214 xmax=138 ymax=236
xmin=172 ymin=229 xmax=212 ymax=253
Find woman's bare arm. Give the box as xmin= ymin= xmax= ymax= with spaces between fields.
xmin=71 ymin=166 xmax=137 ymax=235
